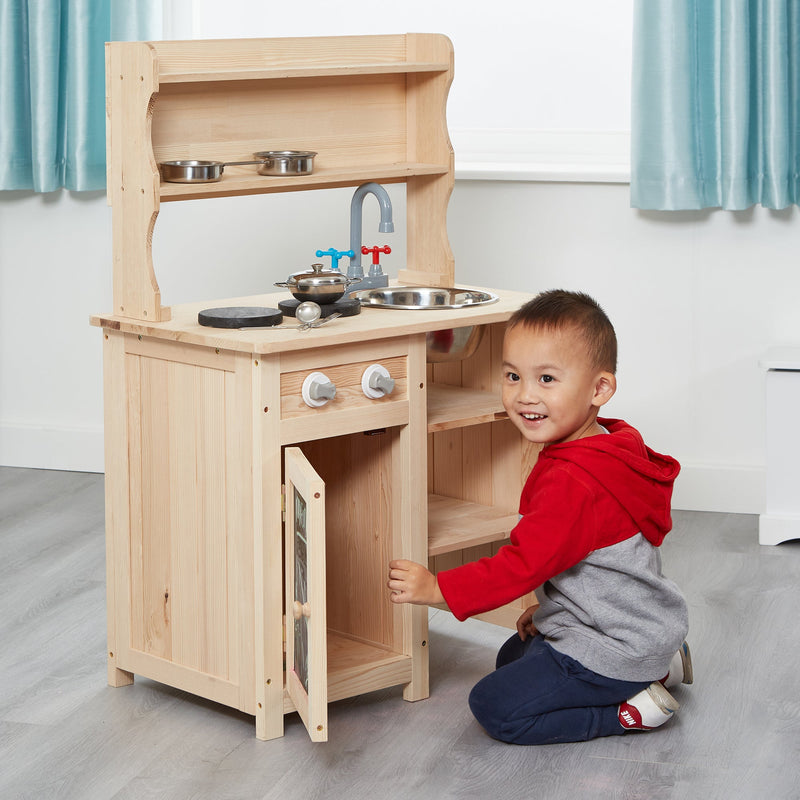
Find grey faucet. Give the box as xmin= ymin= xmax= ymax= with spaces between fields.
xmin=348 ymin=182 xmax=394 ymax=280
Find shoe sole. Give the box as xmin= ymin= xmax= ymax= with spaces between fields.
xmin=647 ymin=681 xmax=680 ymax=715
xmin=679 ymin=641 xmax=694 ymax=685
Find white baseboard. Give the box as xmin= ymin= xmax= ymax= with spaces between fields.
xmin=758 ymin=514 xmax=800 ymax=546
xmin=0 ymin=421 xmax=104 ymax=474
xmin=672 ymin=464 xmax=764 ymax=515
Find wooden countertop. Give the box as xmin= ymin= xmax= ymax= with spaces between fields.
xmin=90 ymin=285 xmax=533 ymax=355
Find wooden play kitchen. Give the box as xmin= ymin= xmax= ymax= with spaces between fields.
xmin=92 ymin=33 xmax=539 ymax=742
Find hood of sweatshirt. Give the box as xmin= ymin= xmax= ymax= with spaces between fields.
xmin=538 ymin=418 xmax=680 ymax=546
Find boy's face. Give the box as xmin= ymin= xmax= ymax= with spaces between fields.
xmin=501 ymin=323 xmax=616 ymax=445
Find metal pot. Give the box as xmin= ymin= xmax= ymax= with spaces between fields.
xmin=275 ymin=263 xmax=358 ymax=304
xmin=253 ymin=150 xmax=316 ymax=176
xmin=159 ymin=159 xmax=266 ymax=183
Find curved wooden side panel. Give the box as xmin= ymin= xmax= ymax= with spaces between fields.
xmin=399 ymin=33 xmax=455 ymax=288
xmin=106 ymin=41 xmax=170 ymax=322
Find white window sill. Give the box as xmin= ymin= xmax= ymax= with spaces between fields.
xmin=451 ymin=129 xmax=631 ymax=184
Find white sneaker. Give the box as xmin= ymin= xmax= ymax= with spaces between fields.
xmin=661 ymin=641 xmax=694 ymax=689
xmin=618 ymin=682 xmax=679 ymax=731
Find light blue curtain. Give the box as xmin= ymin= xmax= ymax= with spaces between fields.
xmin=631 ymin=0 xmax=800 ymax=210
xmin=0 ymin=1 xmax=161 ymax=193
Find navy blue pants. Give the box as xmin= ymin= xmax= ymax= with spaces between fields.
xmin=468 ymin=634 xmax=652 ymax=745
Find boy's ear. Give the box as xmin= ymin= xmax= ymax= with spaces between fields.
xmin=592 ymin=372 xmax=617 ymax=407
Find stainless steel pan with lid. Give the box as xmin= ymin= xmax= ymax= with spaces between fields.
xmin=275 ymin=263 xmax=358 ymax=304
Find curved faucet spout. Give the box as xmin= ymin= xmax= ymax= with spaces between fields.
xmin=348 ymin=182 xmax=394 ymax=279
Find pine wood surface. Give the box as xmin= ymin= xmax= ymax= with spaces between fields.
xmin=148 ymin=34 xmax=447 ymax=78
xmin=3 ymin=465 xmax=799 ymax=798
xmin=104 ymin=34 xmax=455 ymax=322
xmin=89 ymin=286 xmax=533 ymax=356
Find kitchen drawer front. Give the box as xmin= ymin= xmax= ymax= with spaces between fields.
xmin=280 ymin=354 xmax=409 ymax=444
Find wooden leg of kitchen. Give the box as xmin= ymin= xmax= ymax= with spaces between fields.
xmin=401 ymin=337 xmax=430 ymax=702
xmin=104 ymin=331 xmax=134 ymax=691
xmin=403 ymin=604 xmax=430 ymax=702
xmin=107 ymin=662 xmax=134 ymax=687
xmin=254 ymin=690 xmax=285 ymax=741
xmin=253 ymin=603 xmax=285 ymax=740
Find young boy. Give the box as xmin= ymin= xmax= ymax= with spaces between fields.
xmin=388 ymin=290 xmax=691 ymax=745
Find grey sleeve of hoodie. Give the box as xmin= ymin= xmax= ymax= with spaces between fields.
xmin=533 ymin=533 xmax=689 ymax=682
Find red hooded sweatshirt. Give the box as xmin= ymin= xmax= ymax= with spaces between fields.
xmin=437 ymin=418 xmax=681 ymax=622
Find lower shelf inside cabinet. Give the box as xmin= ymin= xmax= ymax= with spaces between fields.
xmin=426 ymin=384 xmax=508 ymax=433
xmin=428 ymin=493 xmax=519 ymax=557
xmin=283 ymin=631 xmax=412 ymax=713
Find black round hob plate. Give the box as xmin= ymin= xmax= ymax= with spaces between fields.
xmin=198 ymin=306 xmax=283 ymax=328
xmin=278 ymin=297 xmax=361 ymax=318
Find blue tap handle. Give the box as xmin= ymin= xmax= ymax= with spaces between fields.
xmin=315 ymin=248 xmax=355 ymax=271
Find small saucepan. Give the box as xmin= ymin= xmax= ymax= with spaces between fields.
xmin=253 ymin=150 xmax=316 ymax=175
xmin=159 ymin=159 xmax=265 ymax=183
xmin=275 ymin=263 xmax=359 ymax=304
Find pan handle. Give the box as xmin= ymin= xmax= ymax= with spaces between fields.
xmin=223 ymin=160 xmax=267 ymax=167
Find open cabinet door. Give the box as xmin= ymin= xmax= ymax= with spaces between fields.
xmin=284 ymin=447 xmax=328 ymax=742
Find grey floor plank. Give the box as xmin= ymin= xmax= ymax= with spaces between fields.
xmin=1 ymin=466 xmax=799 ymax=800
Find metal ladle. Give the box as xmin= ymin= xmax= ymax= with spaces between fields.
xmin=240 ymin=302 xmax=342 ymax=331
xmin=294 ymin=301 xmax=342 ymax=330
xmin=295 ymin=301 xmax=323 ymax=328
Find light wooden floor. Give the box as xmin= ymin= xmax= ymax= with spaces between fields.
xmin=1 ymin=465 xmax=799 ymax=800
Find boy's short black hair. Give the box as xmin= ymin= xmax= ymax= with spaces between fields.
xmin=508 ymin=289 xmax=617 ymax=374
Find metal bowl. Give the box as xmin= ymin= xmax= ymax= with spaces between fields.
xmin=426 ymin=326 xmax=485 ymax=363
xmin=253 ymin=150 xmax=316 ymax=175
xmin=351 ymin=287 xmax=499 ymax=310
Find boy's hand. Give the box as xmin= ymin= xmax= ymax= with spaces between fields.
xmin=387 ymin=560 xmax=445 ymax=606
xmin=516 ymin=604 xmax=540 ymax=641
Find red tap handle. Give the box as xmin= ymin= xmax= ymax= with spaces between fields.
xmin=361 ymin=245 xmax=391 ymax=265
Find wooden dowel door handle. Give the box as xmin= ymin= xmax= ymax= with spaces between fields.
xmin=293 ymin=600 xmax=312 ymax=620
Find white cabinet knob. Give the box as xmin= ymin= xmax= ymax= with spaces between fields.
xmin=302 ymin=371 xmax=337 ymax=407
xmin=362 ymin=364 xmax=396 ymax=398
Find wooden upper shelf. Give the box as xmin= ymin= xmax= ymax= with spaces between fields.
xmin=147 ymin=34 xmax=453 ymax=84
xmin=157 ymin=61 xmax=451 ymax=84
xmin=159 ymin=163 xmax=450 ymax=201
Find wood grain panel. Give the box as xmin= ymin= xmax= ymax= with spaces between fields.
xmin=151 ymin=34 xmax=413 ymax=76
xmin=153 ymin=76 xmax=407 ymax=168
xmin=280 ymin=356 xmax=407 ymax=419
xmin=123 ymin=346 xmax=260 ymax=694
xmin=103 ymin=331 xmax=135 ymax=687
xmin=137 ymin=355 xmax=172 ymax=660
xmin=299 ymin=430 xmax=398 ymax=650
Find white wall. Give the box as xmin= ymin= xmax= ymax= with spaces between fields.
xmin=450 ymin=183 xmax=800 ymax=513
xmin=187 ymin=0 xmax=634 ymax=133
xmin=2 ymin=0 xmax=798 ymax=515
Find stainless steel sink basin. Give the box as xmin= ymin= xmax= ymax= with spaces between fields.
xmin=351 ymin=286 xmax=499 ymax=310
xmin=352 ymin=287 xmax=499 ymax=362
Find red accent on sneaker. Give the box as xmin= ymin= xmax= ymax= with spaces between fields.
xmin=618 ymin=702 xmax=646 ymax=730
